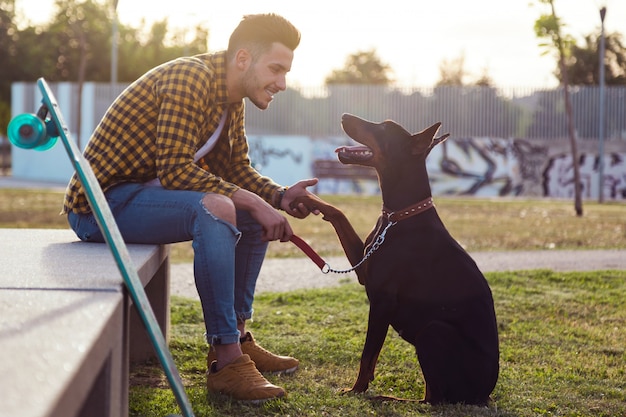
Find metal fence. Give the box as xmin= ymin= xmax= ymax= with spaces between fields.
xmin=245 ymin=84 xmax=626 ymax=141
xmin=10 ymin=82 xmax=626 ymax=142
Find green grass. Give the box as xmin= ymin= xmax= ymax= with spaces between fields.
xmin=2 ymin=188 xmax=626 ymax=415
xmin=0 ymin=188 xmax=67 ymax=228
xmin=1 ymin=189 xmax=625 ymax=261
xmin=130 ymin=270 xmax=626 ymax=416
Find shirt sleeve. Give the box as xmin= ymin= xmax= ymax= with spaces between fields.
xmin=221 ymin=106 xmax=281 ymax=204
xmin=153 ymin=61 xmax=241 ymax=196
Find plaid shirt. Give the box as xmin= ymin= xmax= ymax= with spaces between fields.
xmin=62 ymin=51 xmax=280 ymax=214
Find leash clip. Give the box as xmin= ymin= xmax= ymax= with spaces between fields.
xmin=369 ymin=219 xmax=396 ymax=252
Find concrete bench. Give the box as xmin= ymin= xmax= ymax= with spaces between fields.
xmin=0 ymin=228 xmax=170 ymax=417
xmin=312 ymin=159 xmax=378 ymax=194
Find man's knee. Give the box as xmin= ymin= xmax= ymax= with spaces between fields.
xmin=202 ymin=193 xmax=236 ymax=225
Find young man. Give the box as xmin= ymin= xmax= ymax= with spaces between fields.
xmin=63 ymin=14 xmax=317 ymax=402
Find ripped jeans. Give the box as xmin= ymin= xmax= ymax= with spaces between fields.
xmin=67 ymin=182 xmax=268 ymax=346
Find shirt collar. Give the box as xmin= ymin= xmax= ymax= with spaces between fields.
xmin=205 ymin=51 xmax=229 ymax=105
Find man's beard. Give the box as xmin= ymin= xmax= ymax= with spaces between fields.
xmin=242 ymin=68 xmax=270 ymax=110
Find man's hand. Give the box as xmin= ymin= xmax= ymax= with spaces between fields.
xmin=280 ymin=178 xmax=321 ymax=219
xmin=232 ymin=189 xmax=293 ymax=242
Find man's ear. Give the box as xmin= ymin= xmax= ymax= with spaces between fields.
xmin=235 ymin=48 xmax=251 ymax=71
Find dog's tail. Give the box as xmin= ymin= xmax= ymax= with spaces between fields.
xmin=368 ymin=394 xmax=422 ymax=403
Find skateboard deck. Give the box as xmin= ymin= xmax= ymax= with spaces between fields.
xmin=8 ymin=78 xmax=194 ymax=417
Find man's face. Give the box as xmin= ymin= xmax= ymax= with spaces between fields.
xmin=242 ymin=42 xmax=294 ymax=110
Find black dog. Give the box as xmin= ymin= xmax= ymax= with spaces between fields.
xmin=294 ymin=114 xmax=499 ymax=405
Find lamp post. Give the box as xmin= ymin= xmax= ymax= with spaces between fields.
xmin=111 ymin=0 xmax=119 ymax=87
xmin=598 ymin=6 xmax=606 ymax=203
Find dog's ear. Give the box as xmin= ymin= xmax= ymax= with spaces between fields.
xmin=425 ymin=132 xmax=450 ymax=157
xmin=411 ymin=122 xmax=447 ymax=155
xmin=431 ymin=132 xmax=450 ymax=148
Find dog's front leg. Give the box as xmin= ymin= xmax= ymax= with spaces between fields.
xmin=345 ymin=308 xmax=389 ymax=393
xmin=290 ymin=195 xmax=365 ymax=268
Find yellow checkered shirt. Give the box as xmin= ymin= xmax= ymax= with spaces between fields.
xmin=62 ymin=51 xmax=280 ymax=214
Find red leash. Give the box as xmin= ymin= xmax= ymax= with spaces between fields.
xmin=289 ymin=234 xmax=328 ymax=271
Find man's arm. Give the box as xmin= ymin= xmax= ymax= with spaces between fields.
xmin=231 ymin=188 xmax=293 ymax=242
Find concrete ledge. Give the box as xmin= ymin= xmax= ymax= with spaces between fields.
xmin=0 ymin=228 xmax=170 ymax=417
xmin=0 ymin=229 xmax=168 ymax=291
xmin=0 ymin=290 xmax=125 ymax=417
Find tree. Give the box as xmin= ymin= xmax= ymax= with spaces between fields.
xmin=534 ymin=0 xmax=583 ymax=216
xmin=564 ymin=32 xmax=626 ymax=85
xmin=0 ymin=0 xmax=209 ymax=136
xmin=0 ymin=0 xmax=16 ymax=135
xmin=436 ymin=54 xmax=467 ymax=86
xmin=474 ymin=68 xmax=495 ymax=88
xmin=325 ymin=49 xmax=393 ymax=85
xmin=48 ymin=0 xmax=112 ymax=81
xmin=45 ymin=0 xmax=115 ymax=145
xmin=436 ymin=53 xmax=495 ymax=87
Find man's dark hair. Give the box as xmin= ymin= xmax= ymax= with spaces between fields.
xmin=227 ymin=13 xmax=301 ymax=60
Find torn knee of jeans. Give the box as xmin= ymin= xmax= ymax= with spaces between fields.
xmin=198 ymin=199 xmax=242 ymax=245
xmin=200 ymin=194 xmax=237 ymax=224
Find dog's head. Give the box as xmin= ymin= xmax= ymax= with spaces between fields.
xmin=337 ymin=113 xmax=449 ymax=182
xmin=337 ymin=114 xmax=449 ymax=206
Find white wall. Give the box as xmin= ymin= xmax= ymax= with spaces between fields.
xmin=11 ymin=82 xmax=95 ymax=184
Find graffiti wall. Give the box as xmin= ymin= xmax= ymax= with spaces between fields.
xmin=426 ymin=138 xmax=626 ymax=200
xmin=543 ymin=152 xmax=626 ymax=200
xmin=248 ymin=135 xmax=626 ymax=201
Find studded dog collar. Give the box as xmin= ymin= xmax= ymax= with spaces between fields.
xmin=382 ymin=197 xmax=434 ymax=222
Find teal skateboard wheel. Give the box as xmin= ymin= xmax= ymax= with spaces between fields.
xmin=7 ymin=113 xmax=58 ymax=151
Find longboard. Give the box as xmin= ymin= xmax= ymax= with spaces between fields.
xmin=8 ymin=78 xmax=194 ymax=417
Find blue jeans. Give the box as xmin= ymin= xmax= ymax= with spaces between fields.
xmin=67 ymin=182 xmax=268 ymax=346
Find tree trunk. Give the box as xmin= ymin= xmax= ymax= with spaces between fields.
xmin=559 ymin=62 xmax=583 ymax=216
xmin=550 ymin=0 xmax=583 ymax=216
xmin=76 ymin=28 xmax=88 ymax=150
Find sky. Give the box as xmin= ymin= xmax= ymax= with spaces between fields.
xmin=17 ymin=0 xmax=625 ymax=88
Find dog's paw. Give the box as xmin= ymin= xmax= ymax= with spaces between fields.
xmin=290 ymin=195 xmax=337 ymax=217
xmin=289 ymin=195 xmax=320 ymax=211
xmin=338 ymin=384 xmax=368 ymax=395
xmin=338 ymin=387 xmax=359 ymax=395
